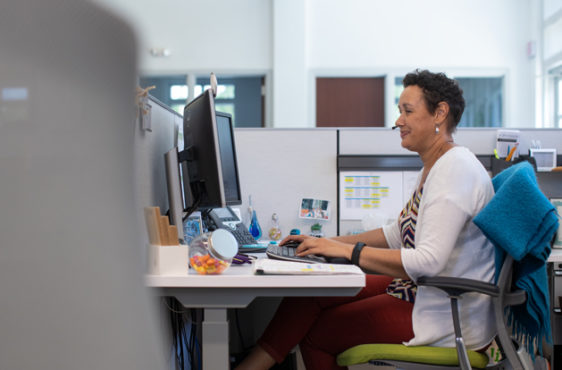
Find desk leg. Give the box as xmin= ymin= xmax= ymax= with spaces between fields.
xmin=202 ymin=308 xmax=229 ymax=370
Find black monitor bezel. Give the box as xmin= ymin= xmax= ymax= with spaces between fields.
xmin=215 ymin=111 xmax=242 ymax=206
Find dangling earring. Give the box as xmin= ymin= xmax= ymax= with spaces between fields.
xmin=435 ymin=125 xmax=440 ymax=134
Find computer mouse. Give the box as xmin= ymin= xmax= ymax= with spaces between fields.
xmin=281 ymin=241 xmax=301 ymax=248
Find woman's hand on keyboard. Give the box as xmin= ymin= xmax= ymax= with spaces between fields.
xmin=280 ymin=235 xmax=353 ymax=261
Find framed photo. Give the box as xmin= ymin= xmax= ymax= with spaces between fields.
xmin=183 ymin=211 xmax=203 ymax=245
xmin=299 ymin=198 xmax=331 ymax=220
xmin=551 ymin=199 xmax=562 ymax=249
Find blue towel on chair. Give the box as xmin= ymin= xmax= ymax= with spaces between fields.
xmin=473 ymin=162 xmax=558 ymax=357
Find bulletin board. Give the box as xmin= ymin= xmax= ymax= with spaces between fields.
xmin=339 ymin=171 xmax=420 ymax=220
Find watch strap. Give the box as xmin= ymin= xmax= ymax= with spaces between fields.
xmin=351 ymin=242 xmax=366 ymax=266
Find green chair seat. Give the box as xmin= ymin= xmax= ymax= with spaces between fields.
xmin=337 ymin=343 xmax=489 ymax=369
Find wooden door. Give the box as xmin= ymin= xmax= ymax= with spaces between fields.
xmin=316 ymin=77 xmax=385 ymax=127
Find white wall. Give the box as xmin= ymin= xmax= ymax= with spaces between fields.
xmin=273 ymin=0 xmax=308 ymax=128
xmin=93 ymin=0 xmax=272 ymax=74
xmin=92 ymin=0 xmax=540 ymax=128
xmin=234 ymin=129 xmax=339 ymax=239
xmin=306 ymin=0 xmax=535 ymax=127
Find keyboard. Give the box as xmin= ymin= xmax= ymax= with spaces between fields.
xmin=266 ymin=244 xmax=350 ymax=264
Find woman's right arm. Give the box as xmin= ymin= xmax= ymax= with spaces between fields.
xmin=330 ymin=228 xmax=390 ymax=249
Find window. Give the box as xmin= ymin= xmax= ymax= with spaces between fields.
xmin=392 ymin=76 xmax=503 ymax=127
xmin=194 ymin=82 xmax=236 ymax=122
xmin=195 ymin=76 xmax=263 ymax=128
xmin=139 ymin=75 xmax=264 ymax=127
xmin=456 ymin=77 xmax=503 ymax=127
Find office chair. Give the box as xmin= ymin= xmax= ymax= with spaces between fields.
xmin=337 ymin=162 xmax=558 ymax=370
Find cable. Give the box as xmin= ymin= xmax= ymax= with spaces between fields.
xmin=183 ymin=195 xmax=201 ymax=222
xmin=168 ymin=298 xmax=184 ymax=370
xmin=165 ymin=297 xmax=197 ymax=370
xmin=162 ymin=297 xmax=190 ymax=314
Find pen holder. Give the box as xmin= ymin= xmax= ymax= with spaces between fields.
xmin=148 ymin=243 xmax=188 ymax=275
xmin=491 ymin=155 xmax=537 ymax=176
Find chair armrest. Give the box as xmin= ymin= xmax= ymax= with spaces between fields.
xmin=417 ymin=276 xmax=499 ymax=298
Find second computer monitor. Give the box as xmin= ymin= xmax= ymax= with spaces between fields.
xmin=215 ymin=111 xmax=242 ymax=206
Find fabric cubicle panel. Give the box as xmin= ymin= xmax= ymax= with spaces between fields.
xmin=338 ymin=128 xmax=562 ymax=235
xmin=234 ymin=128 xmax=338 ymax=239
xmin=132 ymin=96 xmax=180 ymax=268
xmin=339 ymin=128 xmax=562 ymax=156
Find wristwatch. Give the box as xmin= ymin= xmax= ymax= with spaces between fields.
xmin=351 ymin=242 xmax=366 ymax=266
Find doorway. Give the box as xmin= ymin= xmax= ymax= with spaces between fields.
xmin=316 ymin=77 xmax=385 ymax=127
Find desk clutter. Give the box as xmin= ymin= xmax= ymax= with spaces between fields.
xmin=145 ymin=206 xmax=187 ymax=275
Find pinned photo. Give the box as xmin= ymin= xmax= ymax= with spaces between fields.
xmin=299 ymin=198 xmax=330 ymax=220
xmin=183 ymin=211 xmax=203 ymax=245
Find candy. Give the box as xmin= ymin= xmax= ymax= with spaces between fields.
xmin=190 ymin=253 xmax=229 ymax=274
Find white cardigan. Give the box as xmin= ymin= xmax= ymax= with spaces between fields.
xmin=382 ymin=146 xmax=496 ymax=349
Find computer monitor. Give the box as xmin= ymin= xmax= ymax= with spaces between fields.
xmin=181 ymin=89 xmax=242 ymax=211
xmin=215 ymin=111 xmax=242 ymax=205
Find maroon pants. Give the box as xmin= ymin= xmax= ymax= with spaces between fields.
xmin=257 ymin=274 xmax=415 ymax=370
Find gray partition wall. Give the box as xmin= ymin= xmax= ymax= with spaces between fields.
xmin=133 ymin=95 xmax=181 ymax=268
xmin=234 ymin=128 xmax=562 ymax=237
xmin=234 ymin=129 xmax=338 ymax=239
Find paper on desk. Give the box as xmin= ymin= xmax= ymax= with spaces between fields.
xmin=253 ymin=259 xmax=363 ymax=275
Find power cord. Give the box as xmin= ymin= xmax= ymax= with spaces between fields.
xmin=165 ymin=298 xmax=201 ymax=370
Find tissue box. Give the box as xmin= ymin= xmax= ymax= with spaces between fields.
xmin=148 ymin=244 xmax=188 ymax=275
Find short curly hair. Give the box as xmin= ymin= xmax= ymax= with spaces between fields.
xmin=402 ymin=69 xmax=465 ymax=132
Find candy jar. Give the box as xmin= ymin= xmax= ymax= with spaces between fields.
xmin=189 ymin=229 xmax=238 ymax=275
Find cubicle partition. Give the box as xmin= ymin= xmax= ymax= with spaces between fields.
xmin=235 ymin=128 xmax=562 ymax=238
xmin=133 ymin=96 xmax=181 ymax=268
xmin=234 ymin=128 xmax=339 ymax=238
xmin=136 ymin=122 xmax=562 ymax=367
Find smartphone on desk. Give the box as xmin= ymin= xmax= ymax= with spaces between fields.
xmin=207 ymin=207 xmax=262 ymax=251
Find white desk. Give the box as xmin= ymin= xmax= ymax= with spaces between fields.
xmin=146 ymin=263 xmax=365 ymax=370
xmin=549 ymin=249 xmax=562 ymax=263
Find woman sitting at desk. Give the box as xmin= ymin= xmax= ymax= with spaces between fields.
xmin=236 ymin=69 xmax=496 ymax=370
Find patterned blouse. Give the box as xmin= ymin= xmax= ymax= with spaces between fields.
xmin=386 ymin=186 xmax=423 ymax=303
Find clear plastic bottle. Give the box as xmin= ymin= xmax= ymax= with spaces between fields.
xmin=268 ymin=213 xmax=282 ymax=241
xmin=189 ymin=229 xmax=238 ymax=275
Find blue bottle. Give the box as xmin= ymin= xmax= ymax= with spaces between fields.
xmin=249 ymin=209 xmax=262 ymax=240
